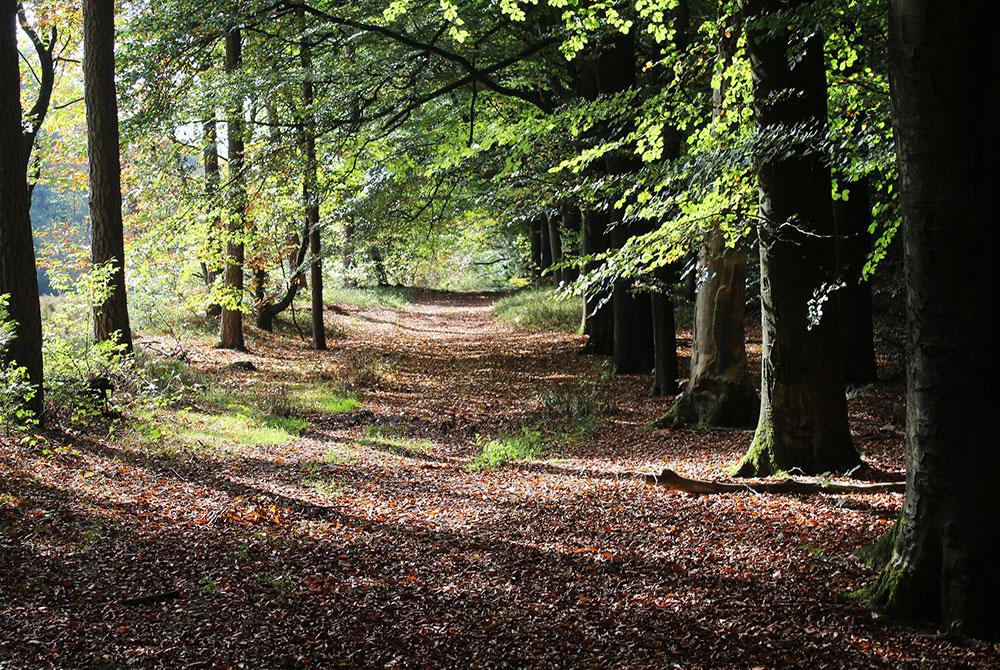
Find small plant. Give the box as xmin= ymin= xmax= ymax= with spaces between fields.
xmin=467 ymin=428 xmax=549 ymax=472
xmin=537 ymin=361 xmax=615 ymax=439
xmin=341 ymin=351 xmax=397 ymax=391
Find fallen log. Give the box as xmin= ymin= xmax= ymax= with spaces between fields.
xmin=644 ymin=469 xmax=906 ymax=495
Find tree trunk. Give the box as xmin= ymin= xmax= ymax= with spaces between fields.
xmin=539 ymin=214 xmax=553 ymax=277
xmin=528 ymin=218 xmax=542 ymax=280
xmin=580 ymin=208 xmax=613 ymax=355
xmin=370 ymin=247 xmax=389 ymax=287
xmin=203 ymin=118 xmax=223 ymax=317
xmin=83 ymin=0 xmax=132 ymax=353
xmin=301 ymin=11 xmax=326 ymax=351
xmin=255 ymin=233 xmax=309 ymax=332
xmin=869 ymin=0 xmax=1000 ymax=640
xmin=612 ymin=272 xmax=655 ymax=375
xmin=218 ymin=27 xmax=246 ymax=352
xmin=834 ymin=177 xmax=877 ymax=385
xmin=733 ymin=0 xmax=858 ymax=477
xmin=650 ymin=266 xmax=678 ymax=396
xmin=0 ymin=1 xmax=43 ymax=417
xmin=662 ymin=233 xmax=758 ymax=427
xmin=597 ymin=32 xmax=655 ymax=375
xmin=546 ymin=210 xmax=563 ymax=284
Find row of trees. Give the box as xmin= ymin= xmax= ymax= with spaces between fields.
xmin=1 ymin=0 xmax=997 ymax=640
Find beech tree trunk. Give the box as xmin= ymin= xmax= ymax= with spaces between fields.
xmin=664 ymin=234 xmax=757 ymax=427
xmin=581 ymin=208 xmax=613 ymax=355
xmin=650 ymin=266 xmax=678 ymax=396
xmin=597 ymin=32 xmax=654 ymax=375
xmin=869 ymin=0 xmax=1000 ymax=639
xmin=834 ymin=178 xmax=877 ymax=385
xmin=733 ymin=0 xmax=858 ymax=476
xmin=218 ymin=28 xmax=246 ymax=351
xmin=301 ymin=12 xmax=326 ymax=351
xmin=83 ymin=0 xmax=133 ymax=353
xmin=0 ymin=0 xmax=44 ymax=416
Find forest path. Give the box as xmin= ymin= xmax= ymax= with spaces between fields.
xmin=1 ymin=292 xmax=988 ymax=668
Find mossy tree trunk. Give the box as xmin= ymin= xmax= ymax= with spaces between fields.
xmin=561 ymin=204 xmax=580 ymax=282
xmin=0 ymin=0 xmax=44 ymax=417
xmin=869 ymin=0 xmax=1000 ymax=639
xmin=732 ymin=0 xmax=858 ymax=476
xmin=539 ymin=214 xmax=553 ymax=278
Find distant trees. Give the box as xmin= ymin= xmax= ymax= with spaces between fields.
xmin=0 ymin=0 xmax=44 ymax=417
xmin=870 ymin=0 xmax=1000 ymax=639
xmin=83 ymin=0 xmax=134 ymax=352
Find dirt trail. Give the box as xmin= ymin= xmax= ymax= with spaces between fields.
xmin=1 ymin=292 xmax=995 ymax=669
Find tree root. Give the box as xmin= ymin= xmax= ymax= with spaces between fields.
xmin=644 ymin=468 xmax=905 ymax=495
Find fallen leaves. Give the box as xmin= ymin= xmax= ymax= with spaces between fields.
xmin=0 ymin=292 xmax=995 ymax=668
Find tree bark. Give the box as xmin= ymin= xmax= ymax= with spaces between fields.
xmin=732 ymin=0 xmax=858 ymax=476
xmin=528 ymin=218 xmax=542 ymax=280
xmin=539 ymin=214 xmax=553 ymax=277
xmin=301 ymin=11 xmax=326 ymax=351
xmin=869 ymin=0 xmax=1000 ymax=640
xmin=218 ymin=27 xmax=246 ymax=351
xmin=662 ymin=234 xmax=758 ymax=427
xmin=0 ymin=0 xmax=44 ymax=417
xmin=650 ymin=266 xmax=678 ymax=396
xmin=83 ymin=0 xmax=133 ymax=353
xmin=834 ymin=177 xmax=877 ymax=385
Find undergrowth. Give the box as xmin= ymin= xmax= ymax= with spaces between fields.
xmin=492 ymin=288 xmax=582 ymax=333
xmin=469 ymin=363 xmax=616 ymax=472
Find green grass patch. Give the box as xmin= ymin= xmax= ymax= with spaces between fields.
xmin=287 ymin=383 xmax=360 ymax=415
xmin=492 ymin=288 xmax=582 ymax=333
xmin=326 ymin=286 xmax=420 ymax=310
xmin=467 ymin=428 xmax=550 ymax=472
xmin=364 ymin=423 xmax=434 ymax=454
xmin=170 ymin=409 xmax=307 ymax=451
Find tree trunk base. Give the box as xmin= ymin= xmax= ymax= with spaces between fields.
xmin=655 ymin=383 xmax=759 ymax=429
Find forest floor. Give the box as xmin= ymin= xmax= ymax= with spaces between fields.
xmin=2 ymin=291 xmax=998 ymax=669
